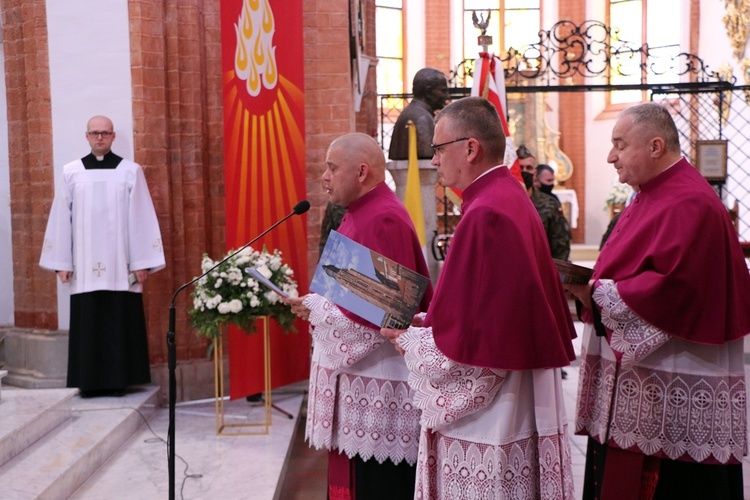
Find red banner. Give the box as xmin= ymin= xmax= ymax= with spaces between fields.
xmin=220 ymin=0 xmax=309 ymax=399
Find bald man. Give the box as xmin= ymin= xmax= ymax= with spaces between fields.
xmin=40 ymin=115 xmax=165 ymax=398
xmin=284 ymin=133 xmax=433 ymax=499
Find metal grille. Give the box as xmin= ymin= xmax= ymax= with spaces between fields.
xmin=655 ymin=88 xmax=750 ymax=240
xmin=376 ymin=20 xmax=748 ymax=258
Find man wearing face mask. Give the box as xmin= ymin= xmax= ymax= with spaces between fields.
xmin=531 ymin=163 xmax=571 ymax=261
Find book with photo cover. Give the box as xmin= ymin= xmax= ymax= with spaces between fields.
xmin=310 ymin=230 xmax=431 ymax=329
xmin=553 ymin=259 xmax=594 ymax=285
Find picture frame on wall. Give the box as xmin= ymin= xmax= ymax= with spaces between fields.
xmin=696 ymin=140 xmax=728 ymax=181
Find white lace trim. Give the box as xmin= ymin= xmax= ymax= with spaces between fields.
xmin=576 ymin=323 xmax=748 ymax=463
xmin=415 ymin=427 xmax=575 ymax=499
xmin=303 ymin=294 xmax=420 ymax=465
xmin=398 ymin=327 xmax=506 ymax=431
xmin=304 ymin=294 xmax=386 ymax=370
xmin=398 ymin=328 xmax=574 ymax=497
xmin=593 ymin=279 xmax=670 ymax=370
xmin=305 ymin=362 xmax=420 ymax=465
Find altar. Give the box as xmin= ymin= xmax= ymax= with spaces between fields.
xmin=553 ymin=188 xmax=579 ymax=229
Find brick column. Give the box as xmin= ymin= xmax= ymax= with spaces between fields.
xmin=129 ymin=0 xmax=225 ymax=367
xmin=2 ymin=0 xmax=56 ymax=330
xmin=557 ymin=0 xmax=587 ymax=243
xmin=303 ymin=0 xmax=357 ymax=276
xmin=425 ymin=0 xmax=451 ymax=75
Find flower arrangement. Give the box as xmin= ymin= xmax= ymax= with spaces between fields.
xmin=190 ymin=246 xmax=299 ymax=339
xmin=604 ymin=178 xmax=634 ymax=210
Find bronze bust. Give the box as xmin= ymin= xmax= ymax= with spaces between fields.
xmin=388 ymin=68 xmax=449 ymax=160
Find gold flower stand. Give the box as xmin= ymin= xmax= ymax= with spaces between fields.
xmin=214 ymin=316 xmax=272 ymax=435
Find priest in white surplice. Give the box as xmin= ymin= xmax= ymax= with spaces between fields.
xmin=40 ymin=115 xmax=165 ymax=397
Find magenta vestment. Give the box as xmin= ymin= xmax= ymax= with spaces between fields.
xmin=593 ymin=158 xmax=750 ymax=344
xmin=576 ymin=158 xmax=750 ymax=498
xmin=305 ymin=182 xmax=433 ymax=499
xmin=398 ymin=166 xmax=576 ymax=499
xmin=426 ymin=166 xmax=576 ymax=370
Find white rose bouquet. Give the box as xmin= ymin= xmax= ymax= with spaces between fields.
xmin=189 ymin=246 xmax=299 ymax=339
xmin=604 ymin=178 xmax=634 ymax=210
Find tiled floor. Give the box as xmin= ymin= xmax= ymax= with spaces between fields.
xmin=9 ymin=322 xmax=750 ymax=499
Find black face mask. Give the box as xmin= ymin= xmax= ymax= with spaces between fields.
xmin=521 ymin=171 xmax=534 ymax=190
xmin=539 ymin=184 xmax=554 ymax=195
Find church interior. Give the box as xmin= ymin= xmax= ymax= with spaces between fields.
xmin=1 ymin=0 xmax=749 ymax=497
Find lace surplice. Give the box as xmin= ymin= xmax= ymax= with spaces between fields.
xmin=304 ymin=294 xmax=420 ymax=465
xmin=576 ymin=280 xmax=747 ymax=464
xmin=399 ymin=327 xmax=575 ymax=500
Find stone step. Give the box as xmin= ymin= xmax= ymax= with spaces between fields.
xmin=0 ymin=385 xmax=160 ymax=499
xmin=0 ymin=386 xmax=76 ymax=468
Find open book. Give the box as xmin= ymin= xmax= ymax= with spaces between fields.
xmin=553 ymin=259 xmax=593 ymax=285
xmin=311 ymin=231 xmax=430 ymax=329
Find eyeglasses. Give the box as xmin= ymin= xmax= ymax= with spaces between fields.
xmin=431 ymin=137 xmax=470 ymax=156
xmin=87 ymin=131 xmax=113 ymax=138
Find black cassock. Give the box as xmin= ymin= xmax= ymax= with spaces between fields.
xmin=67 ymin=290 xmax=151 ymax=391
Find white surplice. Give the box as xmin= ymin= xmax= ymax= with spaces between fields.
xmin=398 ymin=326 xmax=575 ymax=500
xmin=576 ymin=280 xmax=747 ymax=464
xmin=39 ymin=158 xmax=165 ymax=294
xmin=303 ymin=294 xmax=421 ymax=466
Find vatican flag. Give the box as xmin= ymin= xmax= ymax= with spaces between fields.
xmin=405 ymin=121 xmax=426 ymax=247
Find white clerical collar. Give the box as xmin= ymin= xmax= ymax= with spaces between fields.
xmin=95 ymin=155 xmax=105 ymax=161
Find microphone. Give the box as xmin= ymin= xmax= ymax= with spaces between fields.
xmin=165 ymin=199 xmax=309 ymax=500
xmin=170 ymin=198 xmax=309 ymax=304
xmin=293 ymin=199 xmax=310 ymax=215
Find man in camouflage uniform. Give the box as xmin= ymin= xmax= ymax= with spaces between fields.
xmin=318 ymin=202 xmax=347 ymax=258
xmin=531 ymin=164 xmax=571 ymax=261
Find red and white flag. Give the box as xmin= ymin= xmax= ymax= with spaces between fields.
xmin=471 ymin=52 xmax=523 ymax=184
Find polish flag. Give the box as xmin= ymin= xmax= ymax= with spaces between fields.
xmin=471 ymin=52 xmax=524 ymax=184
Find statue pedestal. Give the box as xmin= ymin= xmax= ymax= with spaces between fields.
xmin=386 ymin=159 xmax=439 ymax=284
xmin=2 ymin=327 xmax=68 ymax=388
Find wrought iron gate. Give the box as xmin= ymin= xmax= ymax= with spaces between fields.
xmin=377 ymin=20 xmax=750 ymax=257
xmin=655 ymin=87 xmax=750 ymax=241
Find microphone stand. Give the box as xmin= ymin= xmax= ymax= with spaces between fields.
xmin=166 ymin=202 xmax=308 ymax=500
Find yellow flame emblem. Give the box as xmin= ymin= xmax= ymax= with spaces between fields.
xmin=234 ymin=0 xmax=277 ymax=97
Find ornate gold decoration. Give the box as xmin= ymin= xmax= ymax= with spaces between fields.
xmin=722 ymin=0 xmax=750 ymax=61
xmin=742 ymin=58 xmax=750 ymax=104
xmin=717 ymin=63 xmax=733 ymax=126
xmin=536 ymin=94 xmax=573 ymax=184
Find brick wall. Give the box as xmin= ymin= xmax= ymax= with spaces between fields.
xmin=303 ymin=0 xmax=356 ymax=276
xmin=3 ymin=0 xmax=358 ymax=382
xmin=3 ymin=0 xmax=369 ymax=390
xmin=2 ymin=0 xmax=56 ymax=330
xmin=690 ymin=0 xmax=700 ymax=63
xmin=557 ymin=0 xmax=586 ymax=243
xmin=354 ymin=0 xmax=378 ymax=138
xmin=425 ymin=0 xmax=451 ymax=75
xmin=128 ymin=0 xmax=225 ymax=363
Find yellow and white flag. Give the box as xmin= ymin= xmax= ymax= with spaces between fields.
xmin=404 ymin=121 xmax=426 ymax=247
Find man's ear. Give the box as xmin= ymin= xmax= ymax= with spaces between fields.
xmin=650 ymin=137 xmax=666 ymax=158
xmin=357 ymin=162 xmax=370 ymax=182
xmin=466 ymin=138 xmax=480 ymax=162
